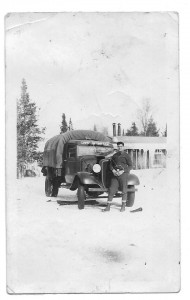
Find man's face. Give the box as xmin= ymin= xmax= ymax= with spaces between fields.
xmin=117 ymin=144 xmax=124 ymax=152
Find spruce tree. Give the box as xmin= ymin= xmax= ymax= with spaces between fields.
xmin=60 ymin=113 xmax=68 ymax=133
xmin=126 ymin=122 xmax=139 ymax=136
xmin=146 ymin=117 xmax=159 ymax=136
xmin=17 ymin=79 xmax=46 ymax=170
xmin=162 ymin=124 xmax=167 ymax=137
xmin=68 ymin=118 xmax=73 ymax=131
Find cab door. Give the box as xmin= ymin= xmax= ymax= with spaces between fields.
xmin=64 ymin=144 xmax=78 ymax=184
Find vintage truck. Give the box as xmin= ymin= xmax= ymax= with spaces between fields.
xmin=41 ymin=130 xmax=140 ymax=209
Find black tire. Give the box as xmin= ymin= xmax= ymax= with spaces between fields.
xmin=126 ymin=185 xmax=135 ymax=207
xmin=51 ymin=185 xmax=59 ymax=197
xmin=45 ymin=177 xmax=53 ymax=197
xmin=51 ymin=178 xmax=59 ymax=197
xmin=77 ymin=183 xmax=86 ymax=209
xmin=45 ymin=177 xmax=59 ymax=197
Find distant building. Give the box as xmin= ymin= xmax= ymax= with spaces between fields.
xmin=112 ymin=123 xmax=167 ymax=169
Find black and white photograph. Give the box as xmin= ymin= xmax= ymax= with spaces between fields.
xmin=5 ymin=11 xmax=180 ymax=294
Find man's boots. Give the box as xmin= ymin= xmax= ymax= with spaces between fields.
xmin=103 ymin=203 xmax=111 ymax=212
xmin=120 ymin=201 xmax=126 ymax=212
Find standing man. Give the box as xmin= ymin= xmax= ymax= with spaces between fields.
xmin=103 ymin=141 xmax=133 ymax=212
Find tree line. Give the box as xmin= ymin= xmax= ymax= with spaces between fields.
xmin=92 ymin=100 xmax=167 ymax=137
xmin=126 ymin=99 xmax=167 ymax=137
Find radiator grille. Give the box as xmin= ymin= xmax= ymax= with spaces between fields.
xmin=100 ymin=159 xmax=112 ymax=188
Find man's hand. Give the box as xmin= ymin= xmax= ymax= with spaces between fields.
xmin=112 ymin=169 xmax=118 ymax=176
xmin=117 ymin=170 xmax=124 ymax=176
xmin=112 ymin=169 xmax=124 ymax=176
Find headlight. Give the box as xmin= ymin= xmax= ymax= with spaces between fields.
xmin=92 ymin=164 xmax=101 ymax=173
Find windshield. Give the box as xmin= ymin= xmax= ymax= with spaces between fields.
xmin=77 ymin=145 xmax=114 ymax=156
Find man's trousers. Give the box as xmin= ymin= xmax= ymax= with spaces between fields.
xmin=108 ymin=172 xmax=128 ymax=203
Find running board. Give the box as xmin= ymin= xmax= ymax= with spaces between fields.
xmin=88 ymin=187 xmax=138 ymax=192
xmin=88 ymin=188 xmax=108 ymax=192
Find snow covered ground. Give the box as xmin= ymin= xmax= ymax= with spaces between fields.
xmin=6 ymin=168 xmax=180 ymax=293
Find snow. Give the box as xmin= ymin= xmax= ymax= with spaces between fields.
xmin=6 ymin=168 xmax=180 ymax=293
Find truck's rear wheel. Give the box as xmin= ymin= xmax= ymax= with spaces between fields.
xmin=45 ymin=177 xmax=53 ymax=197
xmin=126 ymin=185 xmax=135 ymax=207
xmin=52 ymin=178 xmax=59 ymax=197
xmin=77 ymin=183 xmax=86 ymax=209
xmin=45 ymin=177 xmax=59 ymax=197
xmin=52 ymin=182 xmax=59 ymax=197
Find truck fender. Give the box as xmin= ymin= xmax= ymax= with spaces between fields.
xmin=127 ymin=173 xmax=140 ymax=186
xmin=70 ymin=172 xmax=99 ymax=191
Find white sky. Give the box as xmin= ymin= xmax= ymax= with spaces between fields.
xmin=5 ymin=12 xmax=178 ymax=139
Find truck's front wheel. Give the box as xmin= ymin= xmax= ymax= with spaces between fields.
xmin=77 ymin=183 xmax=86 ymax=209
xmin=126 ymin=185 xmax=135 ymax=207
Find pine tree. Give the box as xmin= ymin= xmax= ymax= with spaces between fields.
xmin=60 ymin=113 xmax=68 ymax=133
xmin=17 ymin=79 xmax=46 ymax=171
xmin=146 ymin=117 xmax=159 ymax=136
xmin=126 ymin=122 xmax=139 ymax=136
xmin=93 ymin=124 xmax=97 ymax=131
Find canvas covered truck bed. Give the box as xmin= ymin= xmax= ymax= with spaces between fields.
xmin=43 ymin=130 xmax=111 ymax=168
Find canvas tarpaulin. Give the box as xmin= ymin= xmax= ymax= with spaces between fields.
xmin=43 ymin=130 xmax=111 ymax=168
